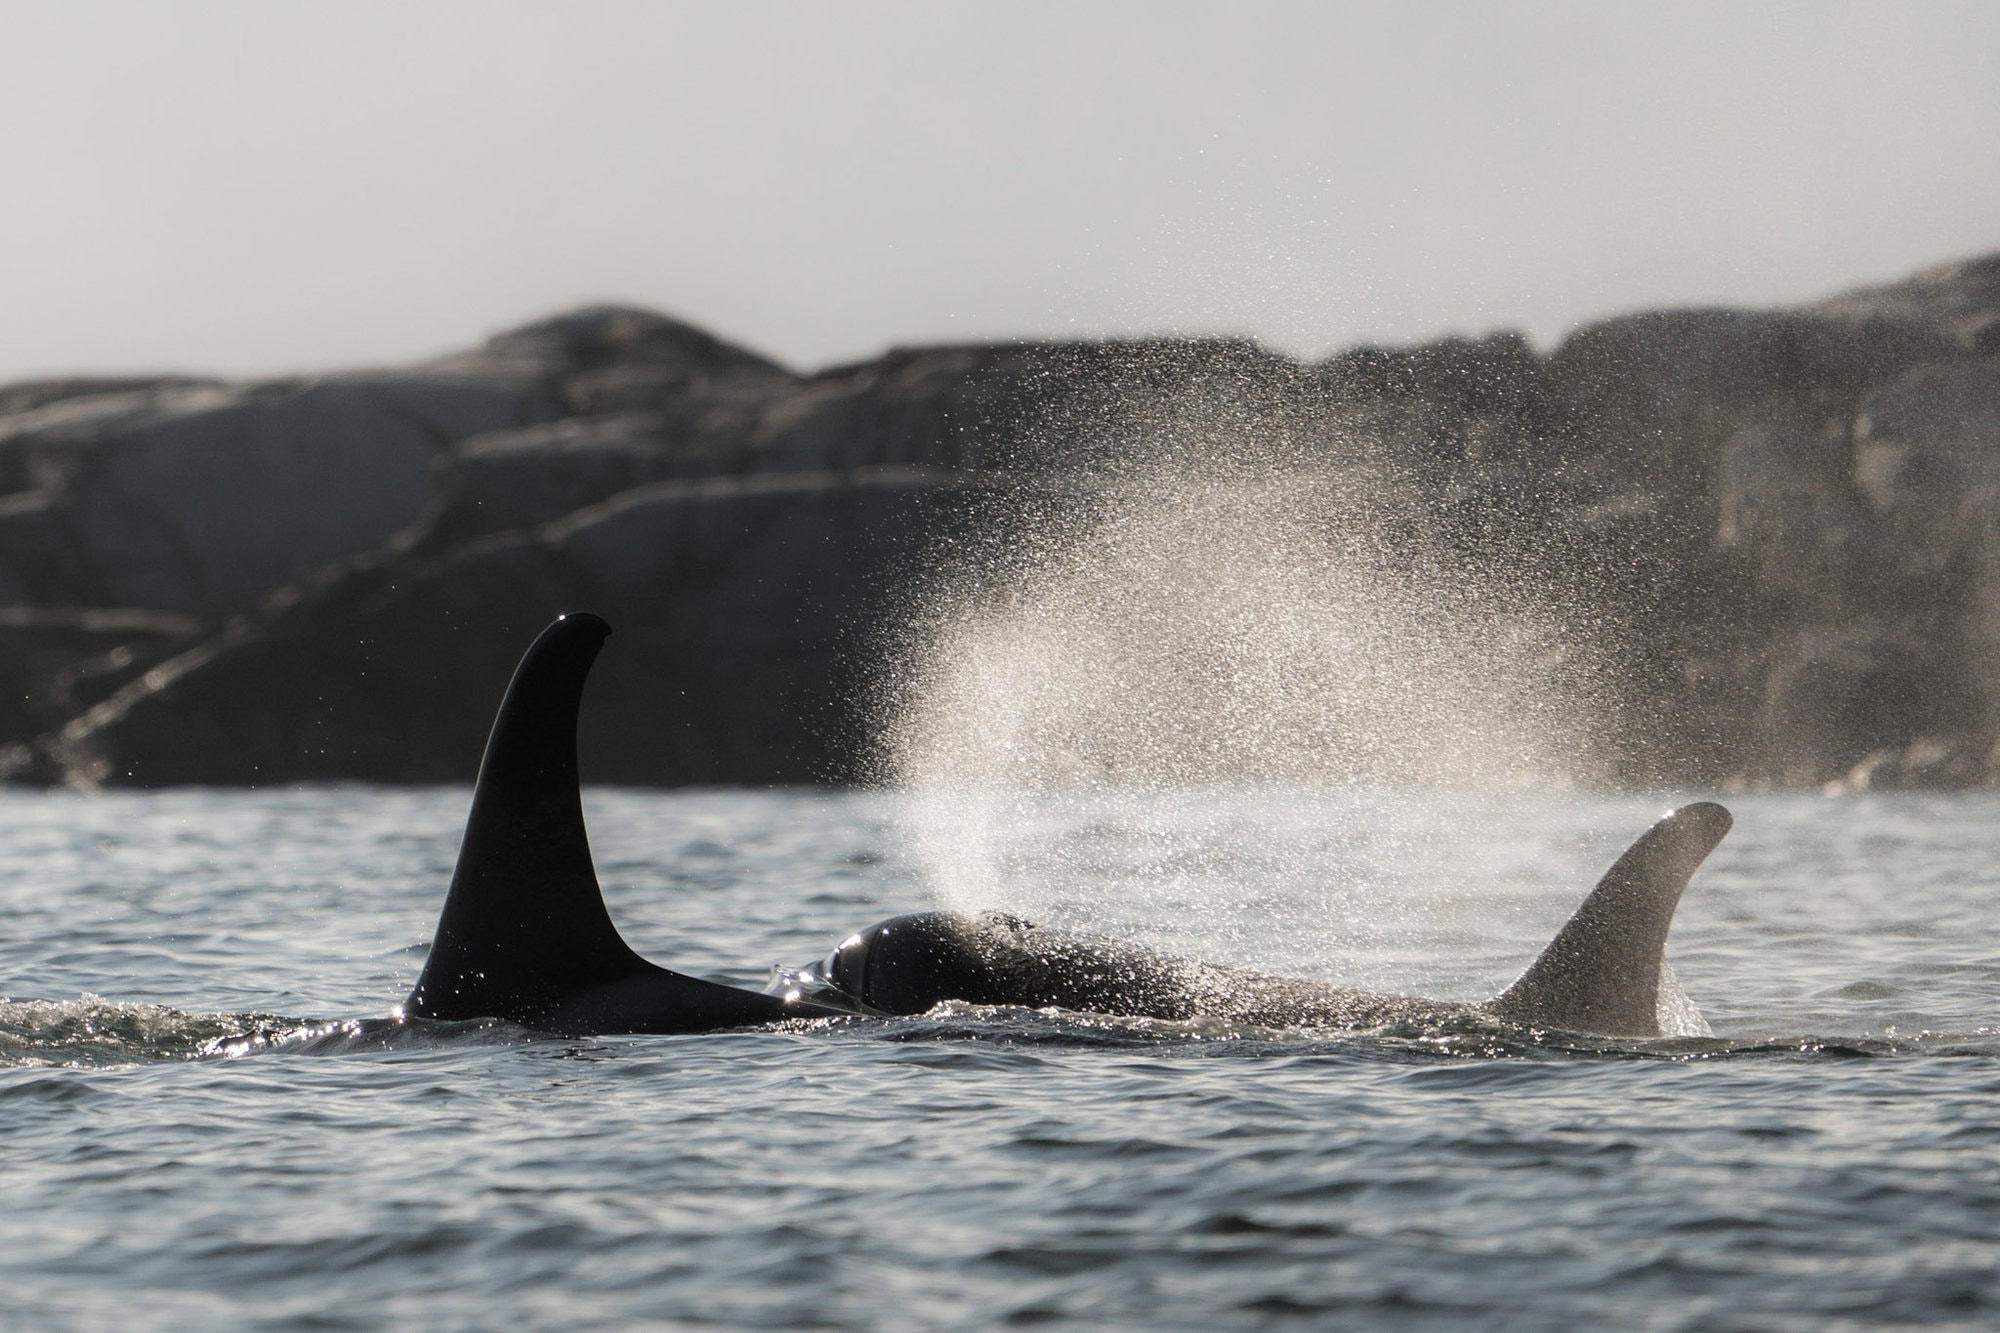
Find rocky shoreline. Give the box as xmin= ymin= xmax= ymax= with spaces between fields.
xmin=3 ymin=254 xmax=1997 ymax=790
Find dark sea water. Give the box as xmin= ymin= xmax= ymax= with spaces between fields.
xmin=3 ymin=785 xmax=1997 ymax=1329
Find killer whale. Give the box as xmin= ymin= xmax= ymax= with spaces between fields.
xmin=793 ymin=797 xmax=1729 ymax=1036
xmin=407 ymin=613 xmax=1731 ymax=1039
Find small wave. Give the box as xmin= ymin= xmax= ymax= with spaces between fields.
xmin=855 ymin=999 xmax=1657 ymax=1058
xmin=200 ymin=1013 xmax=540 ymax=1058
xmin=847 ymin=999 xmax=2000 ymax=1063
xmin=10 ymin=990 xmax=1996 ymax=1069
xmin=0 ymin=995 xmax=551 ymax=1068
xmin=0 ymin=995 xmax=243 ymax=1068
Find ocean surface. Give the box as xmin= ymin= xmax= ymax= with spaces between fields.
xmin=2 ymin=784 xmax=1997 ymax=1329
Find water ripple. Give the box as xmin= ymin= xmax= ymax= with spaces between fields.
xmin=2 ymin=787 xmax=2000 ymax=1327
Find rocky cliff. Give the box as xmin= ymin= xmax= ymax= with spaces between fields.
xmin=3 ymin=257 xmax=1996 ymax=791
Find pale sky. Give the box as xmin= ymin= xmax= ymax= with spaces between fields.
xmin=3 ymin=0 xmax=1997 ymax=381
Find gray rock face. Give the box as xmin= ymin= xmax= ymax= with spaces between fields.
xmin=3 ymin=267 xmax=1999 ymax=790
xmin=0 ymin=372 xmax=550 ymax=612
xmin=40 ymin=468 xmax=960 ymax=786
xmin=1813 ymin=253 xmax=2000 ymax=354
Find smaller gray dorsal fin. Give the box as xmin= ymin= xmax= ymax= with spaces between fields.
xmin=1489 ymin=802 xmax=1731 ymax=1037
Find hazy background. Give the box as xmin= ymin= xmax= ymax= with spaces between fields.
xmin=4 ymin=0 xmax=1997 ymax=381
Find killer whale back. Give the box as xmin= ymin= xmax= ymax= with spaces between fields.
xmin=404 ymin=613 xmax=802 ymax=1035
xmin=820 ymin=803 xmax=1730 ymax=1036
xmin=1488 ymin=801 xmax=1732 ymax=1036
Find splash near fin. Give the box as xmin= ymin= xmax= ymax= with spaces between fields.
xmin=1488 ymin=802 xmax=1731 ymax=1037
xmin=405 ymin=613 xmax=803 ymax=1035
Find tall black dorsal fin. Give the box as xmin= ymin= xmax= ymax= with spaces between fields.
xmin=1488 ymin=802 xmax=1731 ymax=1037
xmin=405 ymin=613 xmax=802 ymax=1035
